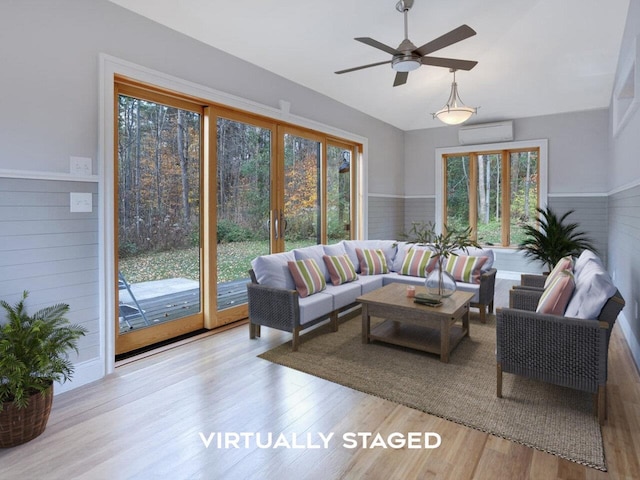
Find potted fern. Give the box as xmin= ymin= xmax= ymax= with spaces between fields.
xmin=518 ymin=207 xmax=596 ymax=271
xmin=0 ymin=291 xmax=86 ymax=447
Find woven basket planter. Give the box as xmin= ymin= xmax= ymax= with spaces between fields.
xmin=0 ymin=384 xmax=53 ymax=448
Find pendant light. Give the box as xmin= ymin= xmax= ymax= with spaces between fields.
xmin=433 ymin=69 xmax=477 ymax=125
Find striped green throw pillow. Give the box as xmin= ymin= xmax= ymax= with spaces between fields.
xmin=355 ymin=248 xmax=389 ymax=275
xmin=323 ymin=254 xmax=357 ymax=285
xmin=400 ymin=248 xmax=436 ymax=277
xmin=288 ymin=259 xmax=327 ymax=297
xmin=444 ymin=254 xmax=488 ymax=284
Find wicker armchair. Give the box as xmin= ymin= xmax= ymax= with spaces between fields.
xmin=496 ymin=287 xmax=625 ymax=424
xmin=518 ymin=273 xmax=547 ymax=289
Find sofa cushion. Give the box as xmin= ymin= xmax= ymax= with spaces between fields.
xmin=356 ymin=248 xmax=389 ymax=275
xmin=400 ymin=248 xmax=437 ymax=277
xmin=298 ymin=292 xmax=334 ymax=325
xmin=444 ymin=254 xmax=487 ymax=284
xmin=323 ymin=254 xmax=357 ymax=285
xmin=454 ymin=282 xmax=481 ymax=303
xmin=536 ymin=270 xmax=575 ymax=315
xmin=382 ymin=272 xmax=425 ymax=287
xmin=251 ymin=251 xmax=296 ymax=290
xmin=391 ymin=241 xmax=410 ymax=271
xmin=352 ymin=275 xmax=384 ymax=294
xmin=545 ymin=256 xmax=574 ymax=288
xmin=565 ymin=259 xmax=617 ymax=319
xmin=288 ymin=259 xmax=326 ymax=297
xmin=343 ymin=240 xmax=396 ymax=273
xmin=573 ymin=249 xmax=602 ymax=279
xmin=324 ymin=283 xmax=361 ymax=309
xmin=294 ymin=245 xmax=331 ymax=282
xmin=323 ymin=242 xmax=347 ymax=256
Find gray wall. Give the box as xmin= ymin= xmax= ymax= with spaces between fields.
xmin=0 ymin=0 xmax=404 ymax=390
xmin=404 ymin=109 xmax=611 ymax=197
xmin=608 ymin=0 xmax=640 ymax=370
xmin=0 ymin=178 xmax=100 ymax=389
xmin=547 ymin=196 xmax=609 ymax=266
xmin=402 ymin=109 xmax=611 ymax=273
xmin=367 ymin=196 xmax=404 ymax=240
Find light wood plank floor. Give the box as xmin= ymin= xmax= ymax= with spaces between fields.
xmin=2 ymin=279 xmax=639 ymax=479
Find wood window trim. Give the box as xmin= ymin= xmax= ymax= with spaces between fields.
xmin=436 ymin=140 xmax=548 ymax=248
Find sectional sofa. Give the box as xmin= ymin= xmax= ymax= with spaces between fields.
xmin=247 ymin=239 xmax=497 ymax=350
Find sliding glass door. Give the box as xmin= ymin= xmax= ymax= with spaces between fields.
xmin=214 ymin=112 xmax=274 ymax=324
xmin=114 ymin=79 xmax=361 ymax=352
xmin=115 ymin=84 xmax=205 ymax=355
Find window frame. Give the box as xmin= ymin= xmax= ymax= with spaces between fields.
xmin=435 ymin=139 xmax=548 ymax=247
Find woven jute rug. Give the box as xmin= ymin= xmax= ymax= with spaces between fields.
xmin=259 ymin=314 xmax=606 ymax=471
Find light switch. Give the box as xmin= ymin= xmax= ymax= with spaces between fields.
xmin=70 ymin=192 xmax=92 ymax=213
xmin=70 ymin=156 xmax=92 ymax=176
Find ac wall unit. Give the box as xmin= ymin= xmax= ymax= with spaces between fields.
xmin=458 ymin=121 xmax=514 ymax=145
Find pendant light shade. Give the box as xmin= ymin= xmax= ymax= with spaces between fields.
xmin=433 ymin=70 xmax=477 ymax=125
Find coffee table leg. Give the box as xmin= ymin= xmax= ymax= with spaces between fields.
xmin=361 ymin=304 xmax=370 ymax=344
xmin=440 ymin=317 xmax=450 ymax=363
xmin=463 ymin=303 xmax=470 ymax=337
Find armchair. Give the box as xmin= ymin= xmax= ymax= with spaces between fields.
xmin=496 ymin=287 xmax=625 ymax=424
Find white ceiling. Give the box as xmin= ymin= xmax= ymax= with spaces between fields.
xmin=109 ymin=0 xmax=630 ymax=131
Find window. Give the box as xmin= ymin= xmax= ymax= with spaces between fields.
xmin=113 ymin=76 xmax=361 ymax=353
xmin=437 ymin=141 xmax=547 ymax=247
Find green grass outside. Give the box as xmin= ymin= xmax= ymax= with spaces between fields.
xmin=119 ymin=226 xmax=526 ymax=286
xmin=119 ymin=239 xmax=318 ymax=284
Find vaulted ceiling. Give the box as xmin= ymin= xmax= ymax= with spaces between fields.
xmin=109 ymin=0 xmax=630 ymax=131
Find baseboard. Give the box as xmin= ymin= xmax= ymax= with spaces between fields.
xmin=619 ymin=311 xmax=640 ymax=373
xmin=496 ymin=270 xmax=522 ymax=280
xmin=54 ymin=357 xmax=105 ymax=395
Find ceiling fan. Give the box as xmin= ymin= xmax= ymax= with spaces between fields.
xmin=335 ymin=0 xmax=478 ymax=87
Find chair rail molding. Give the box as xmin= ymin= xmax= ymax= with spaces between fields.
xmin=0 ymin=168 xmax=98 ymax=183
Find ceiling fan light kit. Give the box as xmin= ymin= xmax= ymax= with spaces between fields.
xmin=335 ymin=0 xmax=478 ymax=87
xmin=392 ymin=54 xmax=421 ymax=72
xmin=433 ymin=69 xmax=477 ymax=125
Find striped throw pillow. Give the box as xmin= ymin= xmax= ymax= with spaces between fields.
xmin=323 ymin=255 xmax=357 ymax=285
xmin=288 ymin=259 xmax=326 ymax=297
xmin=537 ymin=270 xmax=575 ymax=315
xmin=544 ymin=256 xmax=574 ymax=288
xmin=444 ymin=254 xmax=488 ymax=284
xmin=400 ymin=248 xmax=436 ymax=277
xmin=355 ymin=248 xmax=389 ymax=275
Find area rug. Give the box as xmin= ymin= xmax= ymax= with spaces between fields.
xmin=258 ymin=314 xmax=606 ymax=471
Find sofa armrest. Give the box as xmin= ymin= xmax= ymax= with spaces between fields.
xmin=509 ymin=287 xmax=543 ymax=311
xmin=520 ymin=273 xmax=547 ymax=289
xmin=496 ymin=307 xmax=609 ymax=392
xmin=477 ymin=268 xmax=497 ymax=305
xmin=247 ymin=282 xmax=300 ymax=332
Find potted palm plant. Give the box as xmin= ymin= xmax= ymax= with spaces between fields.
xmin=0 ymin=291 xmax=86 ymax=448
xmin=518 ymin=207 xmax=596 ymax=271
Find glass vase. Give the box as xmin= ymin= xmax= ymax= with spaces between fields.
xmin=425 ymin=269 xmax=457 ymax=299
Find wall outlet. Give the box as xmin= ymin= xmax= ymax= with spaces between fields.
xmin=70 ymin=192 xmax=92 ymax=213
xmin=70 ymin=156 xmax=92 ymax=176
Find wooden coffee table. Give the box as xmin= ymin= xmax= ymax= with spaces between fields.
xmin=357 ymin=283 xmax=474 ymax=363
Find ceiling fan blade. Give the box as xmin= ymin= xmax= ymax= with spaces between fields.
xmin=335 ymin=60 xmax=392 ymax=75
xmin=420 ymin=56 xmax=478 ymax=71
xmin=414 ymin=24 xmax=476 ymax=57
xmin=355 ymin=37 xmax=401 ymax=56
xmin=393 ymin=71 xmax=409 ymax=87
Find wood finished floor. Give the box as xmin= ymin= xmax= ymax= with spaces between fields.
xmin=1 ymin=279 xmax=639 ymax=479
